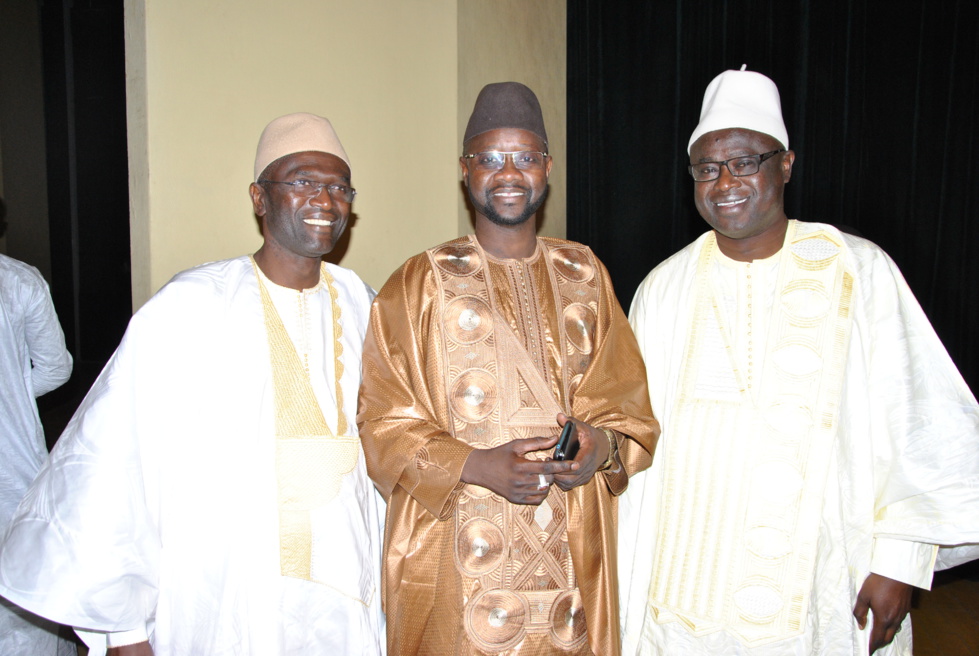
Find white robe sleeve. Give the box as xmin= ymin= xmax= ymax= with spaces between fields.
xmin=853 ymin=239 xmax=979 ymax=572
xmin=870 ymin=538 xmax=938 ymax=589
xmin=0 ymin=307 xmax=163 ymax=633
xmin=24 ymin=271 xmax=72 ymax=397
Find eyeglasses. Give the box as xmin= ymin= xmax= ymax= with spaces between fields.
xmin=688 ymin=149 xmax=785 ymax=182
xmin=259 ymin=179 xmax=357 ymax=202
xmin=462 ymin=151 xmax=549 ymax=171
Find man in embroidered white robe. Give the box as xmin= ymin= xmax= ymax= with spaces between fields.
xmin=0 ymin=249 xmax=74 ymax=656
xmin=621 ymin=68 xmax=979 ymax=655
xmin=0 ymin=113 xmax=384 ymax=655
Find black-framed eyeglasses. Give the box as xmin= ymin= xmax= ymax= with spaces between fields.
xmin=462 ymin=151 xmax=549 ymax=171
xmin=259 ymin=179 xmax=357 ymax=202
xmin=688 ymin=149 xmax=785 ymax=182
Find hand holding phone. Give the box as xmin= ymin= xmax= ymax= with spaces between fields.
xmin=553 ymin=421 xmax=580 ymax=461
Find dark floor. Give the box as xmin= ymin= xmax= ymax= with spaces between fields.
xmin=911 ymin=559 xmax=979 ymax=655
xmin=36 ymin=370 xmax=979 ymax=656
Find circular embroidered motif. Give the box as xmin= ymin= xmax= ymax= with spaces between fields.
xmin=549 ymin=589 xmax=589 ymax=648
xmin=780 ymin=281 xmax=831 ymax=325
xmin=563 ymin=303 xmax=596 ymax=354
xmin=457 ymin=518 xmax=506 ymax=577
xmin=772 ymin=341 xmax=823 ymax=378
xmin=790 ymin=235 xmax=840 ymax=271
xmin=444 ymin=296 xmax=493 ymax=344
xmin=450 ymin=369 xmax=498 ymax=422
xmin=433 ymin=243 xmax=482 ymax=276
xmin=733 ymin=581 xmax=784 ymax=622
xmin=763 ymin=397 xmax=814 ymax=436
xmin=466 ymin=589 xmax=528 ymax=651
xmin=550 ymin=247 xmax=595 ymax=283
xmin=744 ymin=526 xmax=793 ymax=560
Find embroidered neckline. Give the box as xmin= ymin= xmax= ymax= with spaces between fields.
xmin=472 ymin=234 xmax=543 ymax=265
xmin=250 ymin=257 xmax=347 ymax=436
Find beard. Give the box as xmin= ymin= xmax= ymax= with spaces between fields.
xmin=470 ymin=184 xmax=548 ymax=227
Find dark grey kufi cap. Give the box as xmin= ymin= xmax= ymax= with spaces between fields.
xmin=463 ymin=82 xmax=548 ymax=147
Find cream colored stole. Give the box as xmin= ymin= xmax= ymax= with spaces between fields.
xmin=428 ymin=236 xmax=599 ymax=653
xmin=253 ymin=260 xmax=359 ymax=582
xmin=647 ymin=223 xmax=854 ymax=646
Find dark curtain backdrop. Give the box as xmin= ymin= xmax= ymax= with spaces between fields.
xmin=35 ymin=0 xmax=130 ymax=446
xmin=567 ymin=0 xmax=979 ymax=394
xmin=41 ymin=0 xmax=130 ymax=364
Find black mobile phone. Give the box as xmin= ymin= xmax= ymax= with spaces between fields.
xmin=553 ymin=421 xmax=580 ymax=461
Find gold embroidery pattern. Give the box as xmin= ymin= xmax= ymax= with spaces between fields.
xmin=324 ymin=265 xmax=349 ymax=437
xmin=648 ymin=223 xmax=855 ymax=646
xmin=252 ymin=259 xmax=359 ymax=583
xmin=428 ymin=237 xmax=598 ymax=653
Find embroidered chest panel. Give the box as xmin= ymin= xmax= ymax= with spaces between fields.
xmin=255 ymin=262 xmax=360 ymax=586
xmin=427 ymin=238 xmax=600 ymax=653
xmin=649 ymin=226 xmax=855 ymax=647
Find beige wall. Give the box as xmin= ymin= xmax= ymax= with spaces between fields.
xmin=126 ymin=0 xmax=566 ymax=308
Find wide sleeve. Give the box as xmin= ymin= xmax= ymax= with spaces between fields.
xmin=24 ymin=269 xmax=72 ymax=397
xmin=357 ymin=257 xmax=474 ymax=520
xmin=569 ymin=256 xmax=659 ymax=494
xmin=855 ymin=244 xmax=979 ymax=574
xmin=0 ymin=308 xmax=161 ymax=633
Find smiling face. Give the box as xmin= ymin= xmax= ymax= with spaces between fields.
xmin=460 ymin=128 xmax=552 ymax=228
xmin=250 ymin=150 xmax=352 ymax=263
xmin=690 ymin=128 xmax=795 ymax=260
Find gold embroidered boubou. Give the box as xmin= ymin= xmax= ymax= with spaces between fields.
xmin=428 ymin=237 xmax=601 ymax=653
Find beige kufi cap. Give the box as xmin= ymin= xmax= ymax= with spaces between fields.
xmin=688 ymin=66 xmax=788 ymax=153
xmin=254 ymin=112 xmax=349 ymax=181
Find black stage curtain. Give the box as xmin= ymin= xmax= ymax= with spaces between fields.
xmin=40 ymin=0 xmax=130 ymax=364
xmin=568 ymin=0 xmax=979 ymax=394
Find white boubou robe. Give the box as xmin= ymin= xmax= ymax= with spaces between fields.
xmin=0 ymin=256 xmax=385 ymax=655
xmin=621 ymin=221 xmax=979 ymax=655
xmin=0 ymin=253 xmax=74 ymax=655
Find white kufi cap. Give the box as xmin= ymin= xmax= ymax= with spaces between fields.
xmin=687 ymin=66 xmax=788 ymax=154
xmin=254 ymin=112 xmax=349 ymax=181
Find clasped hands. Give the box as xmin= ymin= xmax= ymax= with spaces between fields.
xmin=460 ymin=413 xmax=610 ymax=505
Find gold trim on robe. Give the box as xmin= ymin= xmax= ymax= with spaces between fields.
xmin=253 ymin=260 xmax=360 ymax=583
xmin=428 ymin=237 xmax=601 ymax=654
xmin=360 ymin=234 xmax=658 ymax=656
xmin=647 ymin=223 xmax=854 ymax=646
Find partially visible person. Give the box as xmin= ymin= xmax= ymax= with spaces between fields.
xmin=359 ymin=82 xmax=658 ymax=655
xmin=0 ymin=229 xmax=74 ymax=654
xmin=0 ymin=114 xmax=384 ymax=655
xmin=620 ymin=67 xmax=979 ymax=655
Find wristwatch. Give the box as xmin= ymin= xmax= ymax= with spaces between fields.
xmin=597 ymin=428 xmax=618 ymax=471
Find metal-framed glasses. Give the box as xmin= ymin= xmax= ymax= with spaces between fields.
xmin=463 ymin=151 xmax=549 ymax=171
xmin=259 ymin=179 xmax=357 ymax=202
xmin=688 ymin=149 xmax=785 ymax=182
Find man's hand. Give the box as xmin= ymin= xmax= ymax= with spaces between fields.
xmin=551 ymin=413 xmax=611 ymax=492
xmin=107 ymin=642 xmax=154 ymax=655
xmin=853 ymin=573 xmax=913 ymax=654
xmin=461 ymin=434 xmax=576 ymax=505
